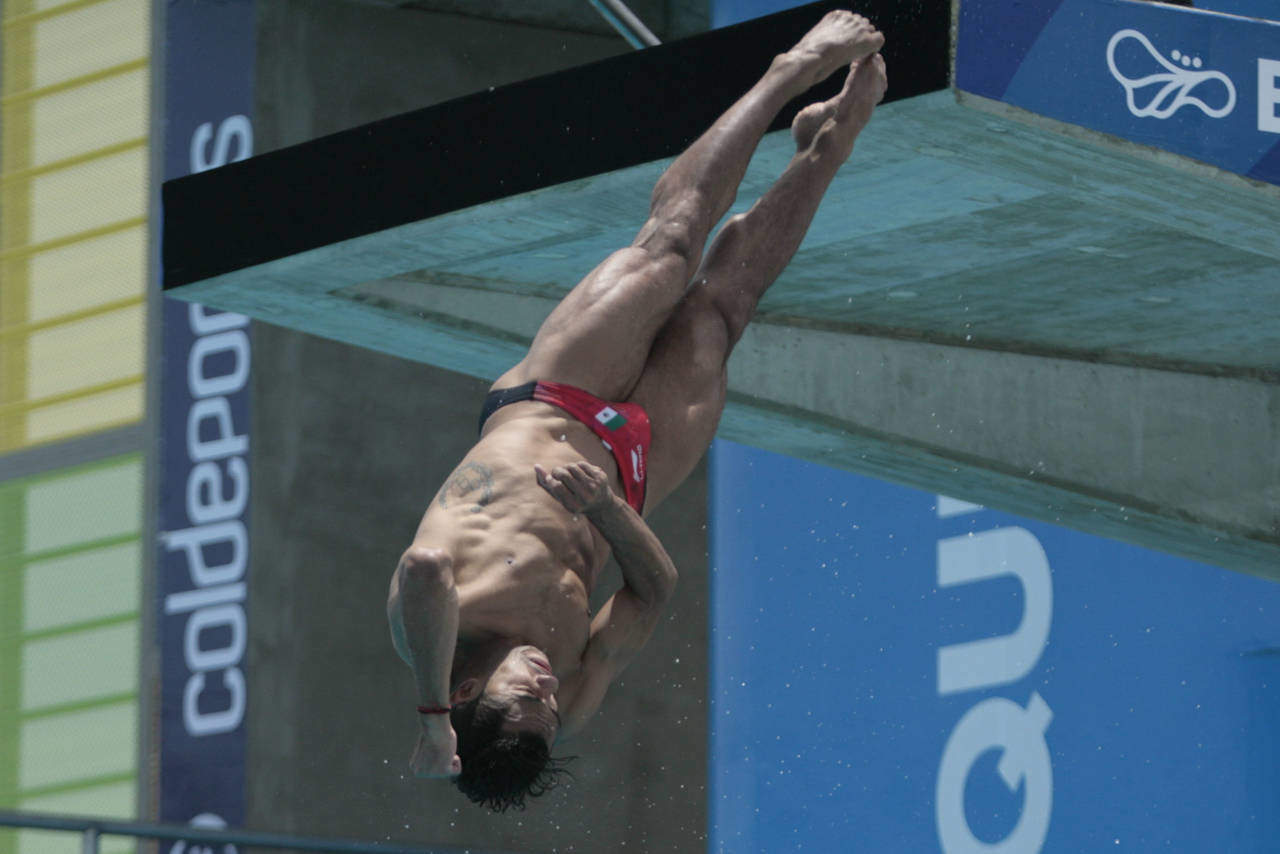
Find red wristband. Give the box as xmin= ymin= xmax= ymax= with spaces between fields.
xmin=417 ymin=704 xmax=452 ymax=715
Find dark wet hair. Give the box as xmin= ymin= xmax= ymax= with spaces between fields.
xmin=450 ymin=695 xmax=576 ymax=812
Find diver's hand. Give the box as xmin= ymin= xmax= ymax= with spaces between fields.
xmin=410 ymin=720 xmax=460 ymax=779
xmin=535 ymin=461 xmax=612 ymax=514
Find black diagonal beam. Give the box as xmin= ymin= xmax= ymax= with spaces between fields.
xmin=162 ymin=0 xmax=948 ymax=291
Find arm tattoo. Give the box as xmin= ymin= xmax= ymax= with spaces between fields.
xmin=437 ymin=462 xmax=494 ymax=512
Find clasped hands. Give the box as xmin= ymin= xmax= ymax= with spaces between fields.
xmin=534 ymin=461 xmax=613 ymax=515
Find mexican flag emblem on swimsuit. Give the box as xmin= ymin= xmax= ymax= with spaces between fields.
xmin=595 ymin=406 xmax=627 ymax=431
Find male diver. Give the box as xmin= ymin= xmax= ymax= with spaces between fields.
xmin=386 ymin=9 xmax=888 ymax=811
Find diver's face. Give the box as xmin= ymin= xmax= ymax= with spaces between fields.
xmin=484 ymin=645 xmax=561 ymax=745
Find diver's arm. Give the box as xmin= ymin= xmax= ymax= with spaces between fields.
xmin=571 ymin=489 xmax=679 ymax=733
xmin=534 ymin=462 xmax=678 ymax=604
xmin=557 ymin=577 xmax=676 ymax=740
xmin=583 ymin=491 xmax=678 ymax=605
xmin=534 ymin=462 xmax=677 ymax=739
xmin=386 ymin=546 xmax=461 ymax=777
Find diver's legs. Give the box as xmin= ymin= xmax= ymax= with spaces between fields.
xmin=630 ymin=54 xmax=888 ymax=511
xmin=490 ymin=11 xmax=884 ymax=401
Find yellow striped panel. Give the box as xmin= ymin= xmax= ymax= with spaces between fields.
xmin=2 ymin=0 xmax=36 ymax=456
xmin=23 ymin=383 xmax=144 ymax=447
xmin=29 ymin=67 xmax=148 ymax=168
xmin=26 ymin=229 xmax=146 ymax=323
xmin=25 ymin=303 xmax=144 ymax=400
xmin=29 ymin=0 xmax=148 ymax=92
xmin=28 ymin=150 xmax=147 ymax=246
xmin=19 ymin=0 xmax=126 ymax=18
xmin=1 ymin=0 xmax=151 ymax=453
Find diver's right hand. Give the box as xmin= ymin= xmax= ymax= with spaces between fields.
xmin=535 ymin=461 xmax=612 ymax=514
xmin=410 ymin=723 xmax=461 ymax=778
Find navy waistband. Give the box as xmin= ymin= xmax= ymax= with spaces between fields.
xmin=478 ymin=380 xmax=539 ymax=434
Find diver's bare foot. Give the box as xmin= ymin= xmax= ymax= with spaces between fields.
xmin=839 ymin=52 xmax=888 ymax=121
xmin=786 ymin=10 xmax=884 ymax=88
xmin=792 ymin=54 xmax=887 ymax=152
xmin=791 ymin=99 xmax=838 ymax=151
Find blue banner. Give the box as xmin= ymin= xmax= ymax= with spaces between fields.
xmin=1194 ymin=0 xmax=1279 ymax=23
xmin=712 ymin=0 xmax=809 ymax=28
xmin=158 ymin=0 xmax=255 ymax=844
xmin=956 ymin=0 xmax=1280 ymax=186
xmin=709 ymin=440 xmax=1280 ymax=852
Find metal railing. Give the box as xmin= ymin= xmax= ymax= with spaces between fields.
xmin=586 ymin=0 xmax=661 ymax=49
xmin=0 ymin=811 xmax=470 ymax=854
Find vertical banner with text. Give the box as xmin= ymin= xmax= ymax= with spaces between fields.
xmin=159 ymin=0 xmax=255 ymax=840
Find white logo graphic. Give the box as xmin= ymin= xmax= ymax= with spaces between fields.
xmin=169 ymin=813 xmax=237 ymax=854
xmin=1107 ymin=29 xmax=1236 ymax=119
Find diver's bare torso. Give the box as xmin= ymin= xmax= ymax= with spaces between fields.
xmin=411 ymin=400 xmax=627 ymax=681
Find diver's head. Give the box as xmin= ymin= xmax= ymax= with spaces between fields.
xmin=450 ymin=645 xmax=574 ymax=811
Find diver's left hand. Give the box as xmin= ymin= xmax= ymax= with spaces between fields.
xmin=534 ymin=461 xmax=612 ymax=514
xmin=410 ymin=723 xmax=460 ymax=779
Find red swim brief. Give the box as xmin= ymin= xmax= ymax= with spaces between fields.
xmin=479 ymin=380 xmax=650 ymax=513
